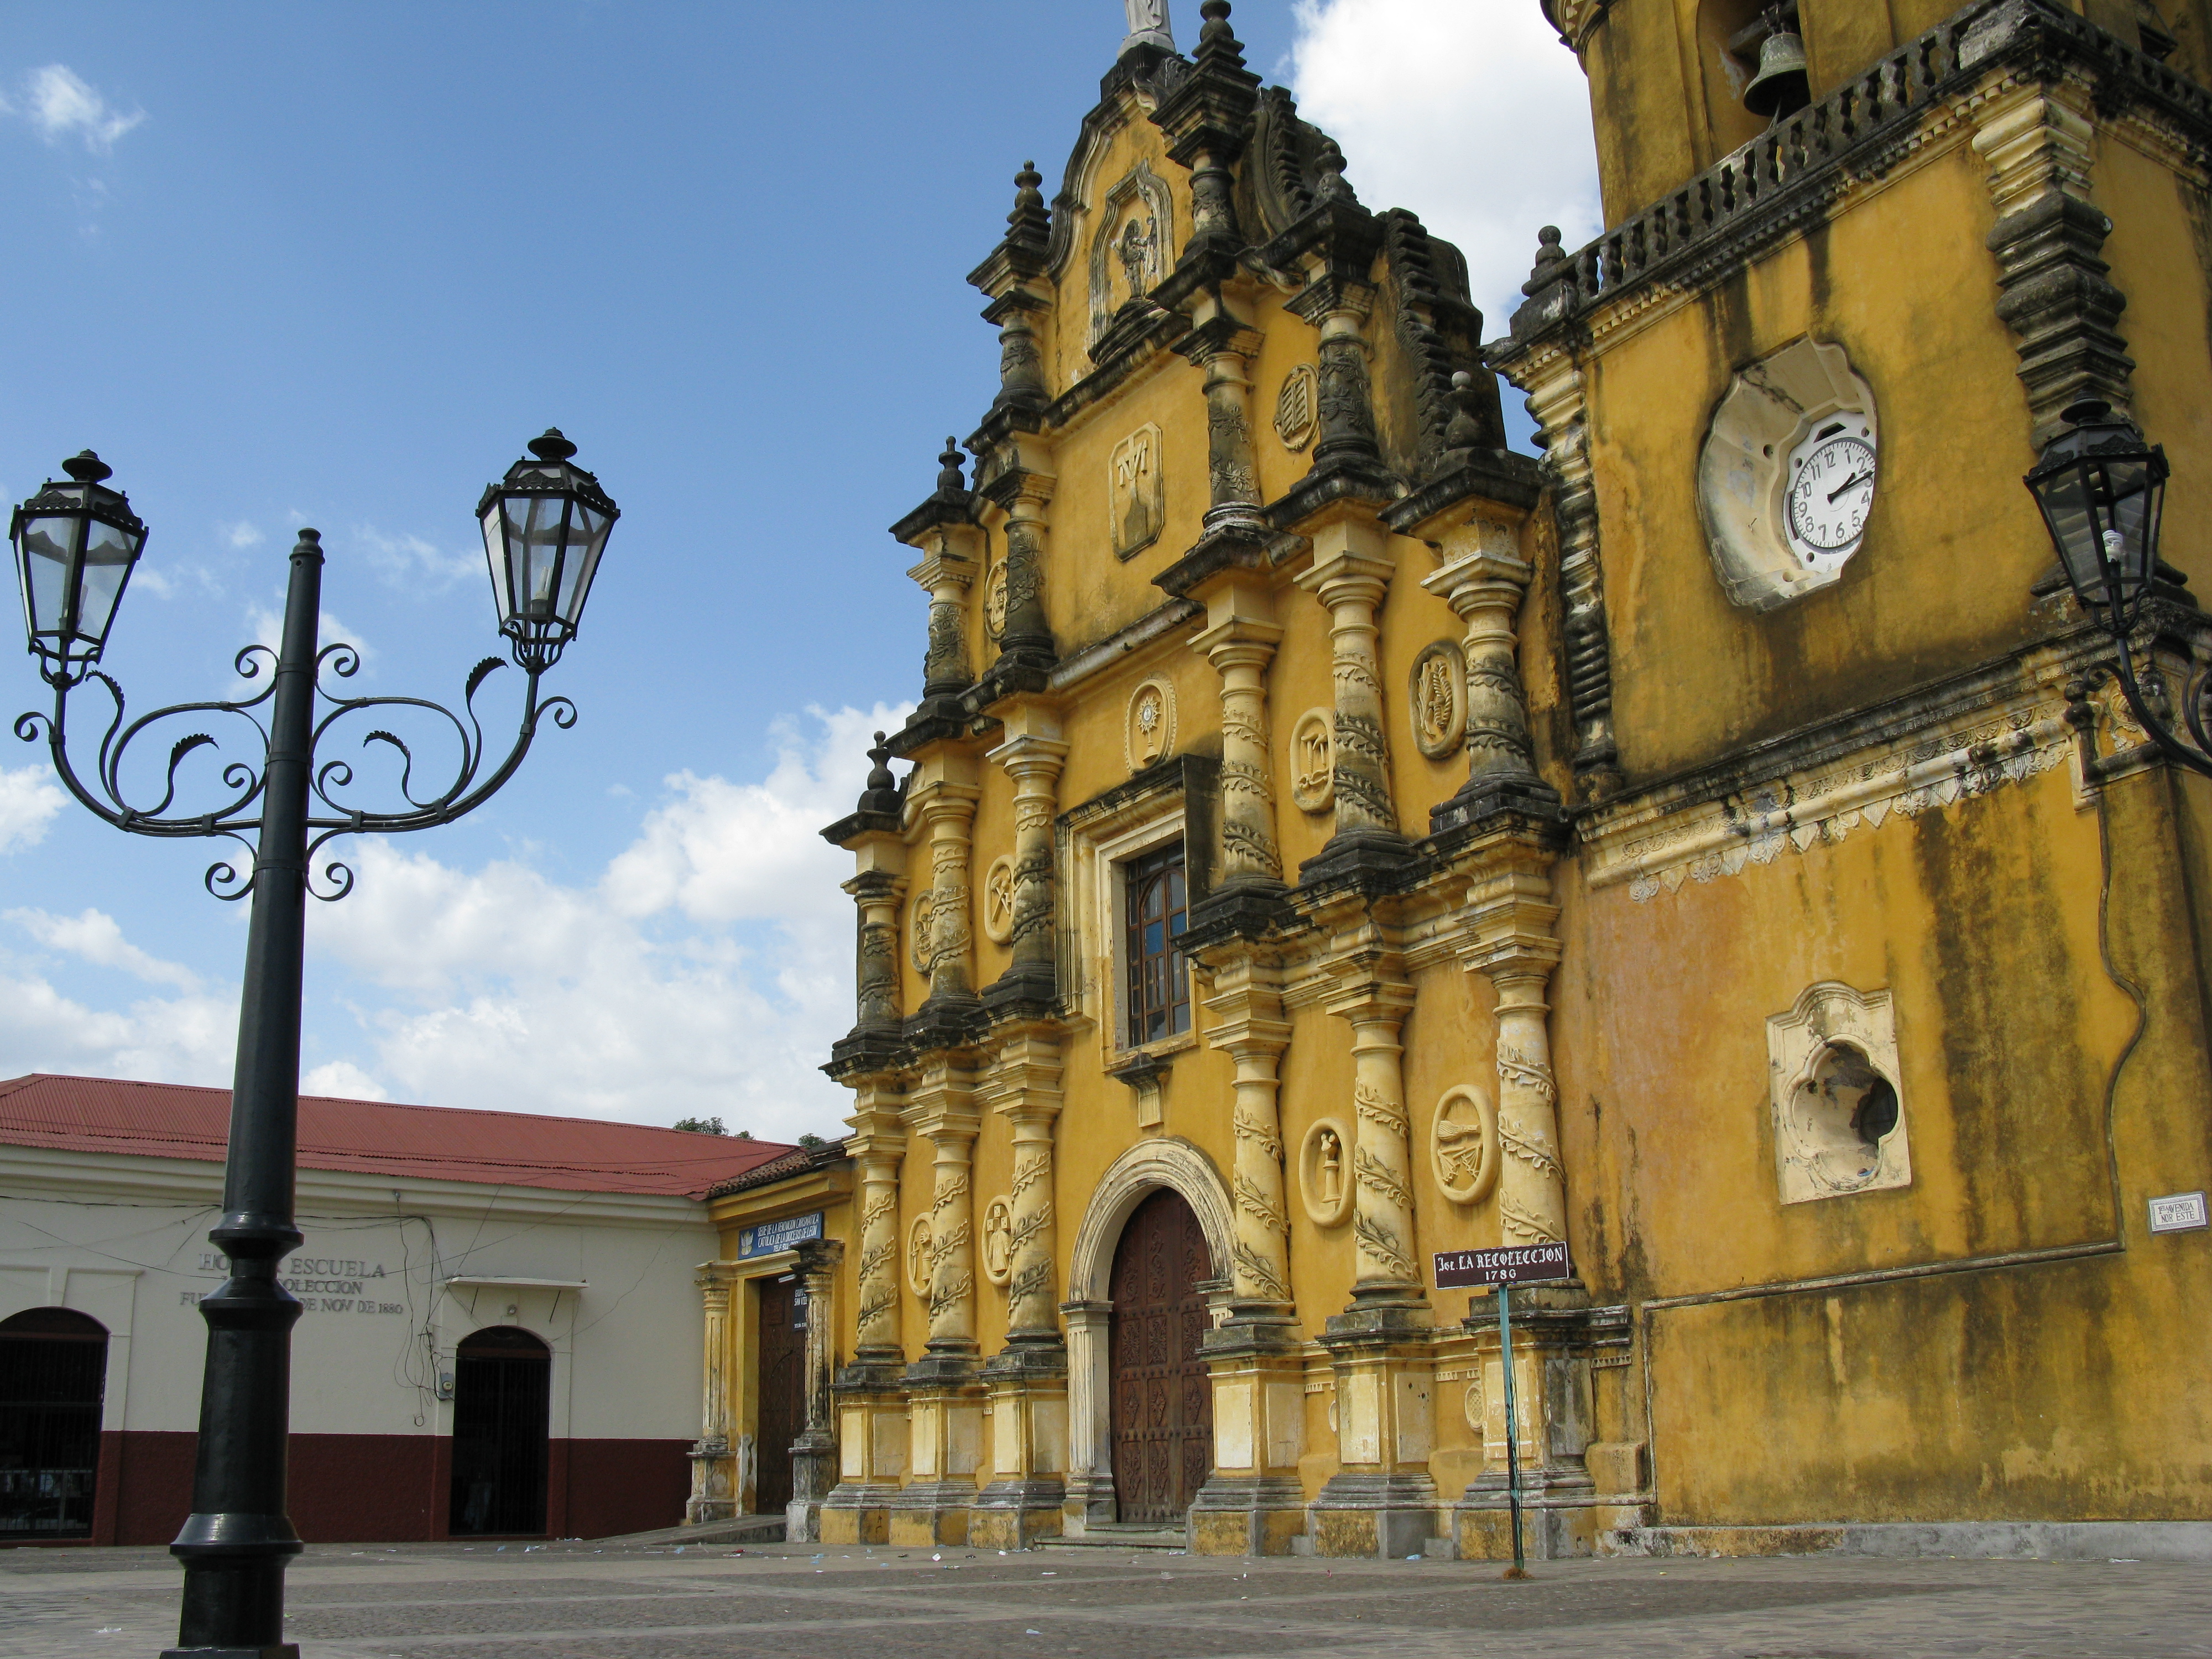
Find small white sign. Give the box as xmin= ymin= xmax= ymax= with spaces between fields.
xmin=2148 ymin=1192 xmax=2208 ymax=1234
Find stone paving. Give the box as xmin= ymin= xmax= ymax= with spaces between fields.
xmin=4 ymin=1538 xmax=2207 ymax=1658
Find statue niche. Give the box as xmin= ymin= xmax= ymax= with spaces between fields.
xmin=1088 ymin=163 xmax=1177 ymax=346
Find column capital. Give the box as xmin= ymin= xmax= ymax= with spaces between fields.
xmin=1191 ymin=612 xmax=1284 ymax=669
xmin=906 ymin=545 xmax=979 ymax=594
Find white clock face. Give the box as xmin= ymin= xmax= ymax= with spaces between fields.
xmin=1784 ymin=422 xmax=1876 ymax=572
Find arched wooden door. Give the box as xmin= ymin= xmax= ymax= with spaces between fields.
xmin=0 ymin=1308 xmax=108 ymax=1538
xmin=1107 ymin=1188 xmax=1213 ymax=1525
xmin=448 ymin=1327 xmax=550 ymax=1537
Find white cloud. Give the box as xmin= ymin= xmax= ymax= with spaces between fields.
xmin=296 ymin=702 xmax=909 ymax=1139
xmin=244 ymin=603 xmax=375 ymax=667
xmin=10 ymin=66 xmax=144 ymax=154
xmin=0 ymin=766 xmax=65 ymax=854
xmin=221 ymin=521 xmax=264 ymax=550
xmin=302 ymin=1059 xmax=387 ymax=1100
xmin=0 ymin=969 xmax=235 ymax=1087
xmin=7 ymin=907 xmax=199 ymax=991
xmin=352 ymin=525 xmax=479 ymax=591
xmin=1289 ymin=0 xmax=1602 ymax=331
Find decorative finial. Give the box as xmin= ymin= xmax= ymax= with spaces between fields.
xmin=859 ymin=731 xmax=901 ymax=815
xmin=1006 ymin=159 xmax=1051 ymax=250
xmin=527 ymin=429 xmax=578 ymax=462
xmin=1521 ymin=226 xmax=1569 ymax=296
xmin=1314 ymin=137 xmax=1355 ymax=204
xmin=1444 ymin=370 xmax=1487 ymax=453
xmin=60 ymin=451 xmax=111 ymax=484
xmin=1120 ymin=0 xmax=1175 ymax=57
xmin=937 ymin=438 xmax=967 ymax=494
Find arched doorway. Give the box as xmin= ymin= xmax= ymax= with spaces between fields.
xmin=448 ymin=1327 xmax=550 ymax=1537
xmin=0 ymin=1308 xmax=108 ymax=1538
xmin=1107 ymin=1187 xmax=1213 ymax=1525
xmin=754 ymin=1275 xmax=805 ymax=1514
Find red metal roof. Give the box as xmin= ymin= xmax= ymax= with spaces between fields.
xmin=0 ymin=1073 xmax=797 ymax=1198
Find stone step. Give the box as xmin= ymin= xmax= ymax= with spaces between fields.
xmin=591 ymin=1514 xmax=789 ymax=1548
xmin=1035 ymin=1526 xmax=1187 ymax=1552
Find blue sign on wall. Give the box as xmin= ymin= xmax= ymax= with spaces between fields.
xmin=737 ymin=1211 xmax=825 ymax=1260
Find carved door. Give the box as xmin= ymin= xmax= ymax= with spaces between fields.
xmin=755 ymin=1276 xmax=805 ymax=1514
xmin=1108 ymin=1188 xmax=1214 ymax=1525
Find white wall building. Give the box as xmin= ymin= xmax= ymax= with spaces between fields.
xmin=0 ymin=1073 xmax=792 ymax=1544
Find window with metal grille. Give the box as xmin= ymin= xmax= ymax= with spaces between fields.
xmin=0 ymin=1307 xmax=107 ymax=1538
xmin=1124 ymin=840 xmax=1190 ymax=1046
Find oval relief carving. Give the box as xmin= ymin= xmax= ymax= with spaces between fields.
xmin=909 ymin=889 xmax=937 ymax=974
xmin=1431 ymin=1083 xmax=1500 ymax=1207
xmin=1297 ymin=1116 xmax=1355 ymax=1228
xmin=1409 ymin=640 xmax=1467 ymax=760
xmin=906 ymin=1214 xmax=935 ymax=1299
xmin=1463 ymin=1375 xmax=1485 ymax=1434
xmin=984 ymin=557 xmax=1009 ymax=641
xmin=980 ymin=1197 xmax=1014 ymax=1287
xmin=1126 ymin=677 xmax=1176 ymax=773
xmin=1288 ymin=708 xmax=1335 ymax=813
xmin=982 ymin=855 xmax=1016 ymax=945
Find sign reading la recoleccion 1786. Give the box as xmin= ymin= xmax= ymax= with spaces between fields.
xmin=1433 ymin=1241 xmax=1572 ymax=1290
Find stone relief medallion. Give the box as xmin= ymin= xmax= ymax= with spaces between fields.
xmin=1410 ymin=640 xmax=1468 ymax=760
xmin=1110 ymin=424 xmax=1165 ymax=559
xmin=980 ymin=1197 xmax=1014 ymax=1287
xmin=984 ymin=556 xmax=1009 ymax=642
xmin=1462 ymin=1375 xmax=1485 ymax=1434
xmin=1288 ymin=708 xmax=1335 ymax=813
xmin=1297 ymin=1116 xmax=1355 ymax=1228
xmin=909 ymin=889 xmax=937 ymax=975
xmin=1431 ymin=1083 xmax=1500 ymax=1207
xmin=1125 ymin=677 xmax=1176 ymax=773
xmin=905 ymin=1214 xmax=935 ymax=1300
xmin=982 ymin=855 xmax=1017 ymax=945
xmin=1274 ymin=364 xmax=1318 ymax=452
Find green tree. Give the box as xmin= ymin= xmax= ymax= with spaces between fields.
xmin=672 ymin=1115 xmax=726 ymax=1135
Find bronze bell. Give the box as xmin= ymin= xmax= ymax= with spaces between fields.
xmin=1743 ymin=24 xmax=1811 ymax=119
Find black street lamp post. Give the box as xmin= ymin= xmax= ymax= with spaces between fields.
xmin=9 ymin=432 xmax=618 ymax=1659
xmin=2023 ymin=399 xmax=2212 ymax=776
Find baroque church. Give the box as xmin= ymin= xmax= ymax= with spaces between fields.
xmin=696 ymin=0 xmax=2212 ymax=1559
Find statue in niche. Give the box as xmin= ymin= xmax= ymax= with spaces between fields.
xmin=1118 ymin=212 xmax=1159 ymax=301
xmin=1317 ymin=1127 xmax=1343 ymax=1207
xmin=982 ymin=1198 xmax=1014 ymax=1286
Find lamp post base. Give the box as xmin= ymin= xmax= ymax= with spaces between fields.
xmin=163 ymin=1648 xmax=300 ymax=1659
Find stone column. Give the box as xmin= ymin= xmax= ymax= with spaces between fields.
xmin=1190 ymin=326 xmax=1265 ymax=530
xmin=1201 ymin=955 xmax=1293 ymax=1323
xmin=823 ymin=1089 xmax=907 ymax=1548
xmin=973 ymin=1027 xmax=1069 ymax=1549
xmin=917 ymin=782 xmax=981 ymax=1009
xmin=1296 ymin=531 xmax=1403 ymax=864
xmin=852 ymin=1147 xmax=903 ymax=1361
xmin=785 ymin=1237 xmax=846 ymax=1544
xmin=995 ymin=472 xmax=1057 ymax=674
xmin=1425 ymin=515 xmax=1538 ymax=791
xmin=1454 ymin=862 xmax=1567 ymax=1250
xmin=895 ymin=1082 xmax=986 ymax=1546
xmin=985 ymin=714 xmax=1066 ymax=1009
xmin=1057 ymin=1301 xmax=1115 ymax=1531
xmin=909 ymin=525 xmax=978 ymax=700
xmin=1298 ymin=278 xmax=1381 ymax=474
xmin=1331 ymin=978 xmax=1421 ymax=1305
xmin=923 ymin=1116 xmax=980 ymax=1356
xmin=1193 ymin=612 xmax=1285 ymax=891
xmin=686 ymin=1262 xmax=739 ymax=1525
xmin=848 ymin=869 xmax=904 ymax=1031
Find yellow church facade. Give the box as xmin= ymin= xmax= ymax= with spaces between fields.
xmin=701 ymin=0 xmax=2212 ymax=1560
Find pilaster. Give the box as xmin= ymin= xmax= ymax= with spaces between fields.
xmin=1455 ymin=859 xmax=1567 ymax=1251
xmin=785 ymin=1237 xmax=846 ymax=1544
xmin=685 ymin=1261 xmax=740 ymax=1525
xmin=894 ymin=1075 xmax=986 ymax=1546
xmin=1295 ymin=524 xmax=1409 ymax=884
xmin=909 ymin=760 xmax=984 ymax=1029
xmin=823 ymin=1092 xmax=908 ymax=1546
xmin=984 ymin=705 xmax=1068 ymax=1014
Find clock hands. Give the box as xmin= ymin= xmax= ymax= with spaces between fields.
xmin=1827 ymin=469 xmax=1872 ymax=504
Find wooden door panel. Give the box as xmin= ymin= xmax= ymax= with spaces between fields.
xmin=756 ymin=1277 xmax=805 ymax=1515
xmin=1108 ymin=1189 xmax=1213 ymax=1526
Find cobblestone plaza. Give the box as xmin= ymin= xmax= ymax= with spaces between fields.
xmin=5 ymin=1541 xmax=2206 ymax=1658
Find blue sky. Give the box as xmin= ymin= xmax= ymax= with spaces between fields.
xmin=0 ymin=1 xmax=1598 ymax=1139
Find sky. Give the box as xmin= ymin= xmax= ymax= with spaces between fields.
xmin=0 ymin=1 xmax=1599 ymax=1141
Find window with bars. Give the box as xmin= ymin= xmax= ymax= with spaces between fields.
xmin=1124 ymin=840 xmax=1190 ymax=1047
